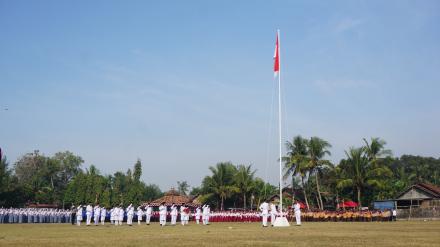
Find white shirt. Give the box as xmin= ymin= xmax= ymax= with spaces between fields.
xmin=94 ymin=206 xmax=101 ymax=216
xmin=127 ymin=205 xmax=134 ymax=216
xmin=146 ymin=206 xmax=152 ymax=215
xmin=101 ymin=208 xmax=106 ymax=218
xmin=86 ymin=205 xmax=93 ymax=215
xmin=159 ymin=205 xmax=167 ymax=215
xmin=270 ymin=204 xmax=277 ymax=214
xmin=170 ymin=206 xmax=178 ymax=216
xmin=260 ymin=202 xmax=269 ymax=215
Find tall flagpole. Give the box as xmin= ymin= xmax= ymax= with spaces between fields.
xmin=273 ymin=29 xmax=289 ymax=227
xmin=277 ymin=29 xmax=283 ymax=213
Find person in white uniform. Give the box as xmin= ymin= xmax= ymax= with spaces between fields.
xmin=180 ymin=204 xmax=188 ymax=226
xmin=259 ymin=200 xmax=270 ymax=227
xmin=195 ymin=206 xmax=201 ymax=224
xmin=136 ymin=206 xmax=143 ymax=225
xmin=269 ymin=202 xmax=277 ymax=226
xmin=206 ymin=205 xmax=210 ymax=224
xmin=126 ymin=204 xmax=134 ymax=226
xmin=159 ymin=202 xmax=167 ymax=226
xmin=76 ymin=205 xmax=83 ymax=226
xmin=110 ymin=207 xmax=116 ymax=225
xmin=202 ymin=204 xmax=210 ymax=225
xmin=100 ymin=207 xmax=106 ymax=225
xmin=86 ymin=204 xmax=93 ymax=226
xmin=118 ymin=206 xmax=124 ymax=226
xmin=170 ymin=204 xmax=178 ymax=225
xmin=93 ymin=204 xmax=101 ymax=226
xmin=145 ymin=204 xmax=152 ymax=225
xmin=293 ymin=200 xmax=301 ymax=226
xmin=114 ymin=207 xmax=120 ymax=226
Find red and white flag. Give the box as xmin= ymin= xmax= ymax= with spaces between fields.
xmin=273 ymin=32 xmax=280 ymax=76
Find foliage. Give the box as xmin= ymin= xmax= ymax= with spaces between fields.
xmin=1 ymin=136 xmax=440 ymax=210
xmin=177 ymin=181 xmax=190 ymax=195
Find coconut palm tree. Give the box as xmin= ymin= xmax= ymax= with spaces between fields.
xmin=234 ymin=164 xmax=256 ymax=209
xmin=337 ymin=147 xmax=392 ymax=208
xmin=307 ymin=137 xmax=332 ymax=210
xmin=203 ymin=162 xmax=238 ymax=210
xmin=283 ymin=136 xmax=311 ymax=210
xmin=363 ymin=137 xmax=392 ymax=167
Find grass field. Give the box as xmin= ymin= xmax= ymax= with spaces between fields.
xmin=1 ymin=221 xmax=439 ymax=247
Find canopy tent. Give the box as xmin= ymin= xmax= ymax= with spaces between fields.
xmin=297 ymin=201 xmax=306 ymax=209
xmin=337 ymin=201 xmax=359 ymax=208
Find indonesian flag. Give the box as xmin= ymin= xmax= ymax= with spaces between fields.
xmin=273 ymin=32 xmax=280 ymax=76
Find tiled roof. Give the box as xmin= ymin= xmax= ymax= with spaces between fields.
xmin=141 ymin=188 xmax=201 ymax=207
xmin=396 ymin=182 xmax=440 ymax=199
xmin=416 ymin=183 xmax=440 ymax=197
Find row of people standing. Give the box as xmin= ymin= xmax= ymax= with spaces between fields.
xmin=74 ymin=203 xmax=212 ymax=226
xmin=148 ymin=203 xmax=211 ymax=226
xmin=0 ymin=207 xmax=72 ymax=224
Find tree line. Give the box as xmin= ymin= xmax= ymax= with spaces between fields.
xmin=1 ymin=137 xmax=439 ymax=210
xmin=0 ymin=151 xmax=161 ymax=208
xmin=283 ymin=136 xmax=440 ymax=210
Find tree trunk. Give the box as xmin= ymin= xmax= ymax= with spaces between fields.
xmin=315 ymin=174 xmax=323 ymax=210
xmin=336 ymin=191 xmax=339 ymax=210
xmin=221 ymin=196 xmax=224 ymax=211
xmin=357 ymin=186 xmax=362 ymax=209
xmin=301 ymin=176 xmax=310 ymax=210
xmin=243 ymin=193 xmax=247 ymax=209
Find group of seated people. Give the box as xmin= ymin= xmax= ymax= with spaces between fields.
xmin=287 ymin=209 xmax=395 ymax=222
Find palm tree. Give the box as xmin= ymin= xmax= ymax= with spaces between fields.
xmin=283 ymin=136 xmax=311 ymax=210
xmin=203 ymin=162 xmax=238 ymax=210
xmin=337 ymin=147 xmax=392 ymax=208
xmin=234 ymin=164 xmax=256 ymax=209
xmin=307 ymin=137 xmax=332 ymax=210
xmin=363 ymin=137 xmax=392 ymax=167
xmin=177 ymin=181 xmax=190 ymax=195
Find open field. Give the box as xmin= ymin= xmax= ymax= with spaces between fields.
xmin=1 ymin=221 xmax=439 ymax=247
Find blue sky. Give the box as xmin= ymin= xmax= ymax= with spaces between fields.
xmin=1 ymin=0 xmax=439 ymax=190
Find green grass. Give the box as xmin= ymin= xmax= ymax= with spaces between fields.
xmin=1 ymin=221 xmax=439 ymax=246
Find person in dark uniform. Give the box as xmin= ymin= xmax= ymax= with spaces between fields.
xmin=71 ymin=205 xmax=77 ymax=225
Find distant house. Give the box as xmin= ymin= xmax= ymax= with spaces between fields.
xmin=141 ymin=188 xmax=200 ymax=208
xmin=395 ymin=183 xmax=440 ymax=209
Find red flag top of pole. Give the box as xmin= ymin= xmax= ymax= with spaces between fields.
xmin=273 ymin=33 xmax=280 ymax=76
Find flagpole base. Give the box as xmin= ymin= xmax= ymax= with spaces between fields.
xmin=273 ymin=216 xmax=290 ymax=227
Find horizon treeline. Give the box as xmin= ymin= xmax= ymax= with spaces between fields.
xmin=0 ymin=137 xmax=439 ymax=210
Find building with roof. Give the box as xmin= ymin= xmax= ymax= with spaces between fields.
xmin=142 ymin=188 xmax=201 ymax=208
xmin=395 ymin=183 xmax=440 ymax=209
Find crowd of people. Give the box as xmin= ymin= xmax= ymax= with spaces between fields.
xmin=0 ymin=207 xmax=73 ymax=223
xmin=72 ymin=202 xmax=212 ymax=226
xmin=292 ymin=209 xmax=397 ymax=222
xmin=1 ymin=201 xmax=397 ymax=226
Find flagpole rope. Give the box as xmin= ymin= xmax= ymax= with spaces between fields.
xmin=264 ymin=70 xmax=277 ymax=200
